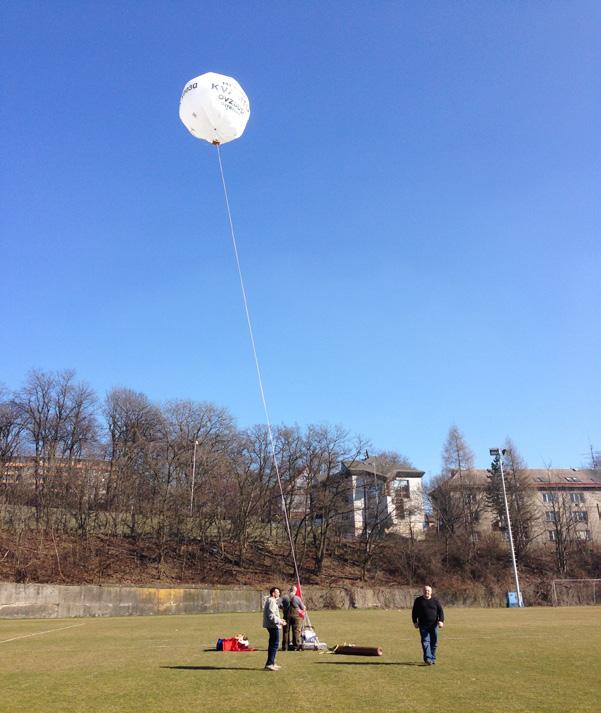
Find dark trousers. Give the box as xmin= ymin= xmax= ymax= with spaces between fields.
xmin=266 ymin=627 xmax=280 ymax=666
xmin=289 ymin=615 xmax=303 ymax=650
xmin=281 ymin=618 xmax=290 ymax=650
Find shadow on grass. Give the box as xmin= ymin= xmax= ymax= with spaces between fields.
xmin=316 ymin=661 xmax=426 ymax=667
xmin=162 ymin=665 xmax=262 ymax=671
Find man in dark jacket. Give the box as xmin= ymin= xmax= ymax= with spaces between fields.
xmin=411 ymin=585 xmax=444 ymax=665
xmin=279 ymin=589 xmax=291 ymax=650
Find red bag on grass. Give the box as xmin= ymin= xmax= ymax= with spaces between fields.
xmin=218 ymin=637 xmax=256 ymax=652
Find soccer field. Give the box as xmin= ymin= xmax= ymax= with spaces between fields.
xmin=1 ymin=607 xmax=599 ymax=713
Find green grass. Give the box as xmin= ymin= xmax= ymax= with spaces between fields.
xmin=1 ymin=607 xmax=600 ymax=713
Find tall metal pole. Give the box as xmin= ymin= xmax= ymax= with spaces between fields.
xmin=498 ymin=452 xmax=524 ymax=606
xmin=190 ymin=439 xmax=198 ymax=515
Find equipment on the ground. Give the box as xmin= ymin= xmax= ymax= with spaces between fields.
xmin=332 ymin=644 xmax=383 ymax=656
xmin=216 ymin=634 xmax=256 ymax=651
xmin=300 ymin=626 xmax=328 ymax=651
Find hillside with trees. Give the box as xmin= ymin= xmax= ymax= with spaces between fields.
xmin=1 ymin=371 xmax=599 ymax=604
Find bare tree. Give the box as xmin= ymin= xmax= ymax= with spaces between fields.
xmin=164 ymin=399 xmax=236 ymax=519
xmin=358 ymin=476 xmax=389 ymax=580
xmin=439 ymin=425 xmax=485 ymax=552
xmin=302 ymin=425 xmax=367 ymax=575
xmin=586 ymin=444 xmax=601 ymax=470
xmin=0 ymin=385 xmax=23 ymax=493
xmin=224 ymin=425 xmax=276 ymax=566
xmin=545 ymin=490 xmax=577 ymax=575
xmin=103 ymin=387 xmax=162 ymax=536
xmin=16 ymin=370 xmax=55 ymax=521
xmin=153 ymin=400 xmax=235 ymax=573
xmin=354 ymin=451 xmax=413 ymax=580
xmin=16 ymin=370 xmax=98 ymax=525
xmin=541 ymin=464 xmax=585 ymax=575
xmin=264 ymin=424 xmax=305 ymax=541
xmin=370 ymin=450 xmax=413 ymax=472
xmin=428 ymin=471 xmax=465 ymax=560
xmin=59 ymin=380 xmax=98 ymax=461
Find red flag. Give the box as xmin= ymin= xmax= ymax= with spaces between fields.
xmin=296 ymin=579 xmax=306 ymax=618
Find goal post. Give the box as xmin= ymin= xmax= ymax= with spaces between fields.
xmin=551 ymin=579 xmax=601 ymax=606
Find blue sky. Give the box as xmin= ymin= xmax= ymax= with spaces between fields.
xmin=1 ymin=1 xmax=600 ymax=478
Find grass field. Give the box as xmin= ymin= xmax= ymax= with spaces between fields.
xmin=1 ymin=607 xmax=600 ymax=713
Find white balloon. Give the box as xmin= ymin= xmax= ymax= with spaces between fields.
xmin=179 ymin=72 xmax=250 ymax=145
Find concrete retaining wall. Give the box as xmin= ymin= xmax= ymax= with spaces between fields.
xmin=0 ymin=582 xmax=506 ymax=619
xmin=0 ymin=583 xmax=265 ymax=619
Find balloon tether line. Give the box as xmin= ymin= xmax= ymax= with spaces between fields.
xmin=215 ymin=145 xmax=303 ymax=596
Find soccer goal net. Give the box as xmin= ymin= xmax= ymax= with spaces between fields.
xmin=551 ymin=579 xmax=601 ymax=606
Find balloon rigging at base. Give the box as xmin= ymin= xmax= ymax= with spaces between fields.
xmin=179 ymin=72 xmax=381 ymax=657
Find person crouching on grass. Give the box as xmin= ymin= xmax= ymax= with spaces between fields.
xmin=412 ymin=584 xmax=444 ymax=665
xmin=263 ymin=586 xmax=286 ymax=671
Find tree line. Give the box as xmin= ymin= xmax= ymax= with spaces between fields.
xmin=0 ymin=369 xmax=387 ymax=578
xmin=1 ymin=370 xmax=599 ymax=590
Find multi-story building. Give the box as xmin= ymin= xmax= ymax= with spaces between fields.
xmin=0 ymin=456 xmax=109 ymax=494
xmin=438 ymin=468 xmax=601 ymax=545
xmin=334 ymin=457 xmax=426 ymax=539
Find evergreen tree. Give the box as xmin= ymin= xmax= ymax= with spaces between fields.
xmin=485 ymin=439 xmax=539 ymax=560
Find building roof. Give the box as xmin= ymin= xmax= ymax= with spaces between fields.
xmin=341 ymin=458 xmax=425 ymax=479
xmin=523 ymin=468 xmax=601 ymax=487
xmin=448 ymin=468 xmax=601 ymax=488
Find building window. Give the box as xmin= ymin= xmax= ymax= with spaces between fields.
xmin=394 ymin=495 xmax=406 ymax=520
xmin=364 ymin=482 xmax=378 ymax=499
xmin=572 ymin=511 xmax=588 ymax=523
xmin=545 ymin=511 xmax=558 ymax=522
xmin=542 ymin=492 xmax=557 ymax=503
xmin=569 ymin=492 xmax=585 ymax=504
xmin=548 ymin=530 xmax=558 ymax=542
xmin=576 ymin=530 xmax=592 ymax=541
xmin=392 ymin=479 xmax=410 ymax=499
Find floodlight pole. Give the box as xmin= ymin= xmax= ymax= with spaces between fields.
xmin=190 ymin=439 xmax=199 ymax=514
xmin=490 ymin=447 xmax=524 ymax=607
